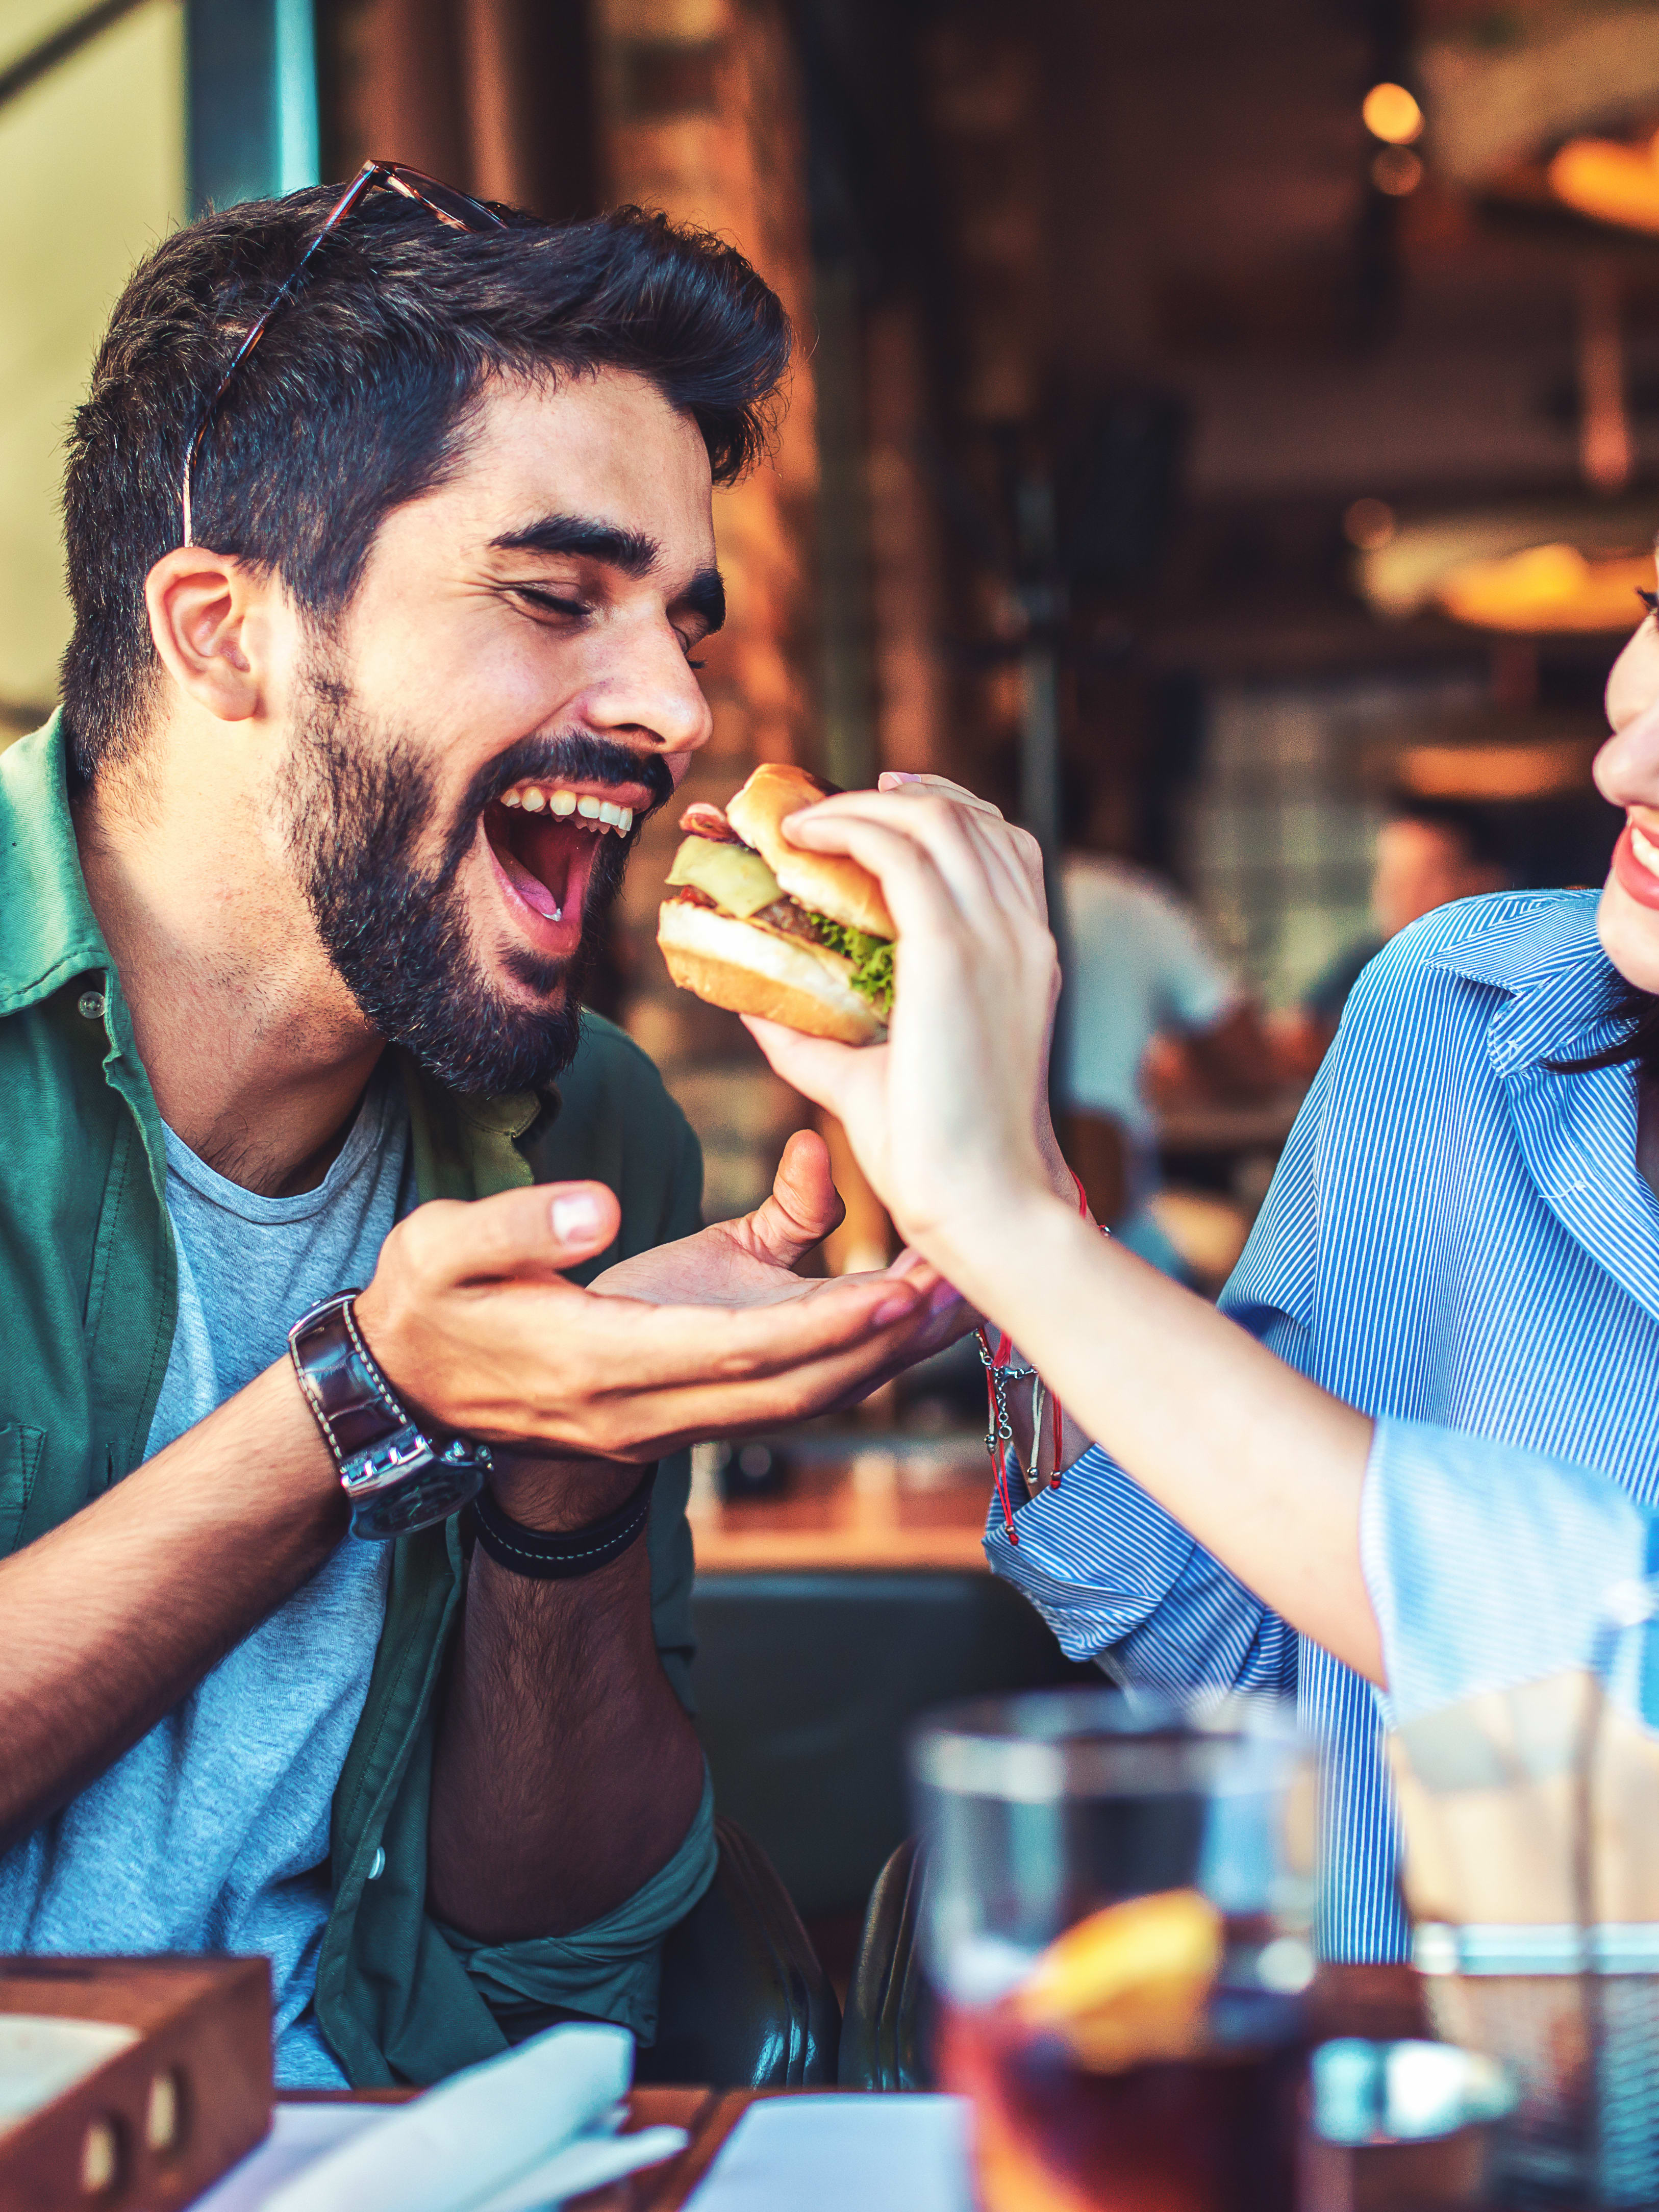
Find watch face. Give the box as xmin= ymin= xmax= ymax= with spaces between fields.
xmin=348 ymin=1459 xmax=485 ymax=1541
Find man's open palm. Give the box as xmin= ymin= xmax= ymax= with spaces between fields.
xmin=594 ymin=1129 xmax=872 ymax=1308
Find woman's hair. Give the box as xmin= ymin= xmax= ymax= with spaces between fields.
xmin=61 ymin=191 xmax=791 ymax=782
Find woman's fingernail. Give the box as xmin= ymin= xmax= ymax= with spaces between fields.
xmin=551 ymin=1191 xmax=604 ymax=1243
xmin=928 ymin=1280 xmax=961 ymax=1316
xmin=873 ymin=1287 xmax=921 ymax=1326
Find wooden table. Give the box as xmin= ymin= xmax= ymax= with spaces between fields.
xmin=569 ymin=1969 xmax=1431 ymax=2206
xmin=689 ymin=1441 xmax=993 ymax=1574
xmin=281 ymin=1970 xmax=1428 ymax=2209
xmin=282 ymin=2086 xmax=786 ymax=2212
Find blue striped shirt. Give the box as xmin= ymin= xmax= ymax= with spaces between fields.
xmin=989 ymin=888 xmax=1659 ymax=1959
xmin=1361 ymin=1418 xmax=1656 ymax=1730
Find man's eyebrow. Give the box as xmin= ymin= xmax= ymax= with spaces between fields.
xmin=681 ymin=565 xmax=726 ymax=635
xmin=491 ymin=515 xmax=660 ymax=576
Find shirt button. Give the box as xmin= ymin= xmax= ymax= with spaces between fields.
xmin=78 ymin=991 xmax=106 ymax=1021
xmin=367 ymin=1847 xmax=386 ymax=1880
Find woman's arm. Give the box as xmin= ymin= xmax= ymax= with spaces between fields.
xmin=747 ymin=784 xmax=1384 ymax=1684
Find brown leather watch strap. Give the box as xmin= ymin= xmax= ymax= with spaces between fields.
xmin=287 ymin=1291 xmax=491 ymax=1541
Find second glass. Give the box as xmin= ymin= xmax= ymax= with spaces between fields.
xmin=912 ymin=1688 xmax=1317 ymax=2212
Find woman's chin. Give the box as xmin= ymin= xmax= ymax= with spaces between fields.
xmin=1597 ymin=877 xmax=1659 ymax=995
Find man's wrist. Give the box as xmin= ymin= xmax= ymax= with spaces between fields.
xmin=486 ymin=1452 xmax=644 ymax=1534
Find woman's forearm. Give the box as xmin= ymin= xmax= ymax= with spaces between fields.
xmin=956 ymin=1198 xmax=1385 ymax=1684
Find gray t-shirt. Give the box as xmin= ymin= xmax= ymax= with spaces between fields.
xmin=0 ymin=1071 xmax=409 ymax=2087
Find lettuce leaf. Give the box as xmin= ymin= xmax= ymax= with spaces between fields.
xmin=810 ymin=917 xmax=894 ymax=1015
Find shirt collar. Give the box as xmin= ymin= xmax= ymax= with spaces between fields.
xmin=1425 ymin=888 xmax=1628 ymax=1072
xmin=0 ymin=713 xmax=110 ymax=1017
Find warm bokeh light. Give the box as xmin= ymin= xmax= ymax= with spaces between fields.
xmin=1371 ymin=147 xmax=1422 ymax=197
xmin=1362 ymin=82 xmax=1423 ymax=146
xmin=1548 ymin=133 xmax=1659 ymax=236
xmin=1343 ymin=497 xmax=1396 ymax=551
xmin=1435 ymin=541 xmax=1656 ymax=633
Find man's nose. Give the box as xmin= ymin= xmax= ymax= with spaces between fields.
xmin=581 ymin=620 xmax=714 ymax=759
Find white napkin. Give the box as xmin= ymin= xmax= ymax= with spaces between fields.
xmin=264 ymin=2023 xmax=672 ymax=2212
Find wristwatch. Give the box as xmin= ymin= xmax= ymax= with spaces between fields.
xmin=287 ymin=1290 xmax=492 ymax=1541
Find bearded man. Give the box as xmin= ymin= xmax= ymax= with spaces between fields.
xmin=0 ymin=171 xmax=958 ymax=2087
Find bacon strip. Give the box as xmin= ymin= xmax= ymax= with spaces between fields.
xmin=678 ymin=801 xmax=743 ymax=843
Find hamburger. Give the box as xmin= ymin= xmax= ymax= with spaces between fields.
xmin=657 ymin=764 xmax=895 ymax=1045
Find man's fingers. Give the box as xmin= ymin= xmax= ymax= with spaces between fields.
xmin=579 ymin=1283 xmax=970 ymax=1453
xmin=745 ymin=1128 xmax=845 ymax=1266
xmin=396 ymin=1182 xmax=621 ymax=1289
xmin=566 ymin=1268 xmax=927 ymax=1395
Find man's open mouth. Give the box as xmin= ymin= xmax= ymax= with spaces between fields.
xmin=481 ymin=775 xmax=655 ymax=952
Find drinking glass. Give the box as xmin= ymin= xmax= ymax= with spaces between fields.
xmin=912 ymin=1688 xmax=1317 ymax=2212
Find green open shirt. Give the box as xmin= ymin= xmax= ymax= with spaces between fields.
xmin=0 ymin=717 xmax=715 ymax=2083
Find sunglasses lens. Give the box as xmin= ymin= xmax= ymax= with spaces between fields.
xmin=384 ymin=167 xmax=502 ymax=233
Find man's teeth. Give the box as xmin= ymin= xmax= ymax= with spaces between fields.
xmin=498 ymin=785 xmax=634 ymax=834
xmin=1634 ymin=823 xmax=1659 ymax=877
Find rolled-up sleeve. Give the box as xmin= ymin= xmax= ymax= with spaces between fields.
xmin=986 ymin=1451 xmax=1298 ymax=1691
xmin=1361 ymin=1419 xmax=1654 ymax=1726
xmin=436 ymin=1767 xmax=717 ymax=2046
xmin=984 ymin=1060 xmax=1337 ymax=1693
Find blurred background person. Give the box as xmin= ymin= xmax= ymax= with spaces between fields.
xmin=1057 ymin=774 xmax=1276 ymax=1277
xmin=1296 ymin=794 xmax=1515 ymax=1057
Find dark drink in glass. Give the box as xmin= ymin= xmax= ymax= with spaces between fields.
xmin=910 ymin=1692 xmax=1316 ymax=2212
xmin=938 ymin=1980 xmax=1308 ymax=2212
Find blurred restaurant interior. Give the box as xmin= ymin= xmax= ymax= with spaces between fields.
xmin=6 ymin=0 xmax=1659 ymax=1977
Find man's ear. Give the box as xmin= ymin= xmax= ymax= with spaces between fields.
xmin=143 ymin=546 xmax=274 ymax=724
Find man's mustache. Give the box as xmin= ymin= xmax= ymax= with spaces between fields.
xmin=466 ymin=731 xmax=675 ymax=823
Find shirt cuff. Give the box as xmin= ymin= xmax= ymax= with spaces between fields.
xmin=983 ymin=1442 xmax=1200 ymax=1659
xmin=436 ymin=1767 xmax=716 ymax=2047
xmin=1362 ymin=1418 xmax=1653 ymax=1726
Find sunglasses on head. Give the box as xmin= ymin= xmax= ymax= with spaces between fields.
xmin=180 ymin=160 xmax=508 ymax=546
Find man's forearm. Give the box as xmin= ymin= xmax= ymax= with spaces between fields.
xmin=427 ymin=1463 xmax=705 ymax=1943
xmin=0 ymin=1362 xmax=343 ymax=1849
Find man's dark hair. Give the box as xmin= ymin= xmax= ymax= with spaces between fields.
xmin=1384 ymin=792 xmax=1512 ymax=876
xmin=60 ymin=189 xmax=791 ymax=782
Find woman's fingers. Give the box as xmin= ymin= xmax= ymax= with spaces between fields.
xmin=790 ymin=793 xmax=1048 ymax=963
xmin=742 ymin=1016 xmax=865 ymax=1118
xmin=877 ymin=771 xmax=1006 ymax=820
xmin=875 ymin=777 xmax=1047 ymax=905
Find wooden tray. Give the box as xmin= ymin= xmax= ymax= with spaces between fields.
xmin=0 ymin=1956 xmax=271 ymax=2211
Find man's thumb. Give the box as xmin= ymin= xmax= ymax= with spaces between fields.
xmin=546 ymin=1182 xmax=622 ymax=1265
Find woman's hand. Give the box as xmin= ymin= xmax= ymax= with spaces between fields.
xmin=743 ymin=777 xmax=1070 ymax=1298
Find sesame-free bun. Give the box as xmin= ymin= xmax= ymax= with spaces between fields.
xmin=725 ymin=764 xmax=896 ymax=941
xmin=657 ymin=897 xmax=887 ymax=1045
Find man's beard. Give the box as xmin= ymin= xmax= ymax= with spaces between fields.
xmin=281 ymin=671 xmax=665 ymax=1094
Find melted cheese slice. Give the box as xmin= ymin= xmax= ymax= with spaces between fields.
xmin=667 ymin=835 xmax=784 ymax=919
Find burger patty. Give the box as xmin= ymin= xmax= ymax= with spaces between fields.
xmin=752 ymin=897 xmax=821 ymax=944
xmin=667 ymin=884 xmax=837 ymax=952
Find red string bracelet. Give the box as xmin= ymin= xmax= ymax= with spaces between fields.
xmin=977 ymin=1168 xmax=1091 ymax=1545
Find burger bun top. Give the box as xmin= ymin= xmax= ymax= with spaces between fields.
xmin=725 ymin=764 xmax=896 ymax=940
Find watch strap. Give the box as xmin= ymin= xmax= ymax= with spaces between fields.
xmin=288 ymin=1291 xmax=491 ymax=1541
xmin=467 ymin=1468 xmax=657 ymax=1580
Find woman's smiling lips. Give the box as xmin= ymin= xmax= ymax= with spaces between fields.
xmin=1612 ymin=815 xmax=1659 ymax=913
